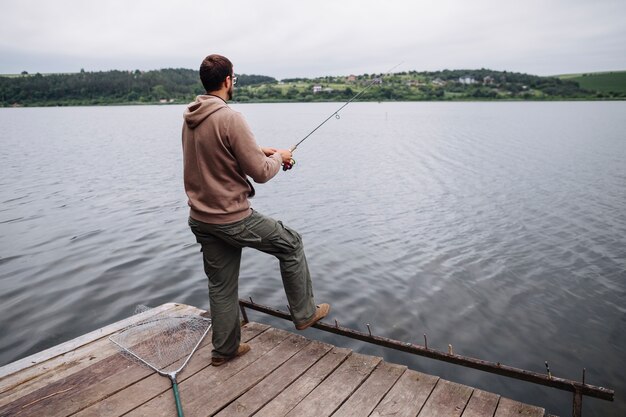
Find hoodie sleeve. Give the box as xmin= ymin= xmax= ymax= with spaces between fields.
xmin=227 ymin=111 xmax=282 ymax=183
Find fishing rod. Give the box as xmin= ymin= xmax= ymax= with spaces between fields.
xmin=282 ymin=62 xmax=403 ymax=171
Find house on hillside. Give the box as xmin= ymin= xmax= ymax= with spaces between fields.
xmin=346 ymin=74 xmax=357 ymax=82
xmin=312 ymin=85 xmax=323 ymax=93
xmin=459 ymin=76 xmax=476 ymax=85
xmin=483 ymin=76 xmax=495 ymax=85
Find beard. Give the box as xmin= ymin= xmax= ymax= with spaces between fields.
xmin=227 ymin=84 xmax=233 ymax=100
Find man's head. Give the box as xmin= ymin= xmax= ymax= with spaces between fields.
xmin=200 ymin=54 xmax=235 ymax=100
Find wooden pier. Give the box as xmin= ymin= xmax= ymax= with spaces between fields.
xmin=0 ymin=303 xmax=547 ymax=417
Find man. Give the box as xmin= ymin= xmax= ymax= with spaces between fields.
xmin=183 ymin=54 xmax=330 ymax=366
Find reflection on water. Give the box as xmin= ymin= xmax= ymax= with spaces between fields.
xmin=1 ymin=102 xmax=625 ymax=416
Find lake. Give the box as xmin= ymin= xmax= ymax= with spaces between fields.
xmin=1 ymin=101 xmax=624 ymax=416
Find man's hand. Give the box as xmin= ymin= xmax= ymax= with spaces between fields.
xmin=261 ymin=147 xmax=292 ymax=166
xmin=277 ymin=149 xmax=293 ymax=165
xmin=261 ymin=147 xmax=278 ymax=157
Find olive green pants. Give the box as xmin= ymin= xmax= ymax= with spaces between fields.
xmin=189 ymin=210 xmax=316 ymax=358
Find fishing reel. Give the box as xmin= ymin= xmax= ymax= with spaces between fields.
xmin=282 ymin=158 xmax=296 ymax=171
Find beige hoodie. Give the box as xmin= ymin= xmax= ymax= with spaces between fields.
xmin=182 ymin=95 xmax=282 ymax=224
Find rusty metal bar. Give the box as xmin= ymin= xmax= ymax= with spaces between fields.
xmin=238 ymin=299 xmax=614 ymax=402
xmin=239 ymin=303 xmax=249 ymax=324
xmin=573 ymin=388 xmax=583 ymax=417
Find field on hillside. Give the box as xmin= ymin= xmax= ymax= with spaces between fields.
xmin=559 ymin=71 xmax=626 ymax=94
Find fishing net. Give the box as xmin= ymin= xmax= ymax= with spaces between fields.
xmin=109 ymin=306 xmax=212 ymax=417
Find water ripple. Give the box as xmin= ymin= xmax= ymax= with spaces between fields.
xmin=1 ymin=102 xmax=625 ymax=417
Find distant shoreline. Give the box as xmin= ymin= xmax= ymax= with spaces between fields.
xmin=4 ymin=97 xmax=626 ymax=109
xmin=2 ymin=68 xmax=624 ymax=107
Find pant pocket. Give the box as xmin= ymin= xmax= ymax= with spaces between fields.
xmin=189 ymin=217 xmax=212 ymax=246
xmin=269 ymin=222 xmax=302 ymax=253
xmin=217 ymin=222 xmax=262 ymax=247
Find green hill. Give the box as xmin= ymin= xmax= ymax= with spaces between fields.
xmin=557 ymin=71 xmax=626 ymax=94
xmin=2 ymin=67 xmax=624 ymax=107
xmin=0 ymin=69 xmax=275 ymax=107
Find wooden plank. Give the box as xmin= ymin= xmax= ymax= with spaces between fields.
xmin=0 ymin=347 xmax=150 ymax=417
xmin=370 ymin=369 xmax=439 ymax=417
xmin=332 ymin=361 xmax=406 ymax=417
xmin=0 ymin=303 xmax=181 ymax=381
xmin=494 ymin=397 xmax=545 ymax=417
xmin=124 ymin=326 xmax=294 ymax=417
xmin=0 ymin=304 xmax=194 ymax=408
xmin=0 ymin=303 xmax=553 ymax=417
xmin=254 ymin=347 xmax=351 ymax=417
xmin=73 ymin=322 xmax=269 ymax=417
xmin=184 ymin=333 xmax=312 ymax=416
xmin=0 ymin=302 xmax=185 ymax=402
xmin=417 ymin=379 xmax=474 ymax=417
xmin=283 ymin=352 xmax=382 ymax=417
xmin=215 ymin=340 xmax=333 ymax=417
xmin=0 ymin=304 xmax=193 ymax=409
xmin=461 ymin=389 xmax=500 ymax=417
xmin=0 ymin=322 xmax=265 ymax=417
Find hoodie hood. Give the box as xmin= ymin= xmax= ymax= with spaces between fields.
xmin=183 ymin=95 xmax=228 ymax=129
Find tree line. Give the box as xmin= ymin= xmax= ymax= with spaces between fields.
xmin=0 ymin=69 xmax=276 ymax=107
xmin=0 ymin=67 xmax=615 ymax=107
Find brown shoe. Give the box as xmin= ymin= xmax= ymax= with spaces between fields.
xmin=295 ymin=304 xmax=331 ymax=330
xmin=211 ymin=343 xmax=251 ymax=366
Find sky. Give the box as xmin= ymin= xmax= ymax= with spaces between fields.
xmin=1 ymin=0 xmax=625 ymax=79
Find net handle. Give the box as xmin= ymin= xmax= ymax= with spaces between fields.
xmin=170 ymin=376 xmax=185 ymax=417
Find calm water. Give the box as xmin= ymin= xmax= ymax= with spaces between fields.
xmin=1 ymin=102 xmax=624 ymax=416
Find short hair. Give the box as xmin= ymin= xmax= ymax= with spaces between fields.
xmin=199 ymin=54 xmax=233 ymax=92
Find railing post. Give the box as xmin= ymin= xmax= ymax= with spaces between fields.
xmin=239 ymin=304 xmax=249 ymax=324
xmin=572 ymin=387 xmax=583 ymax=417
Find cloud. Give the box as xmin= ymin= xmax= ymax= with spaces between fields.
xmin=0 ymin=0 xmax=624 ymax=77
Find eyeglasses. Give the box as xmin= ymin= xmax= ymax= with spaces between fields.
xmin=231 ymin=75 xmax=237 ymax=86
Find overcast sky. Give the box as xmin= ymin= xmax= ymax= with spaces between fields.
xmin=1 ymin=0 xmax=624 ymax=79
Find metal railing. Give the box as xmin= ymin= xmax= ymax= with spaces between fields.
xmin=238 ymin=298 xmax=614 ymax=417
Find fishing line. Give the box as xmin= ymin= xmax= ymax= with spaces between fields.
xmin=282 ymin=62 xmax=403 ymax=171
